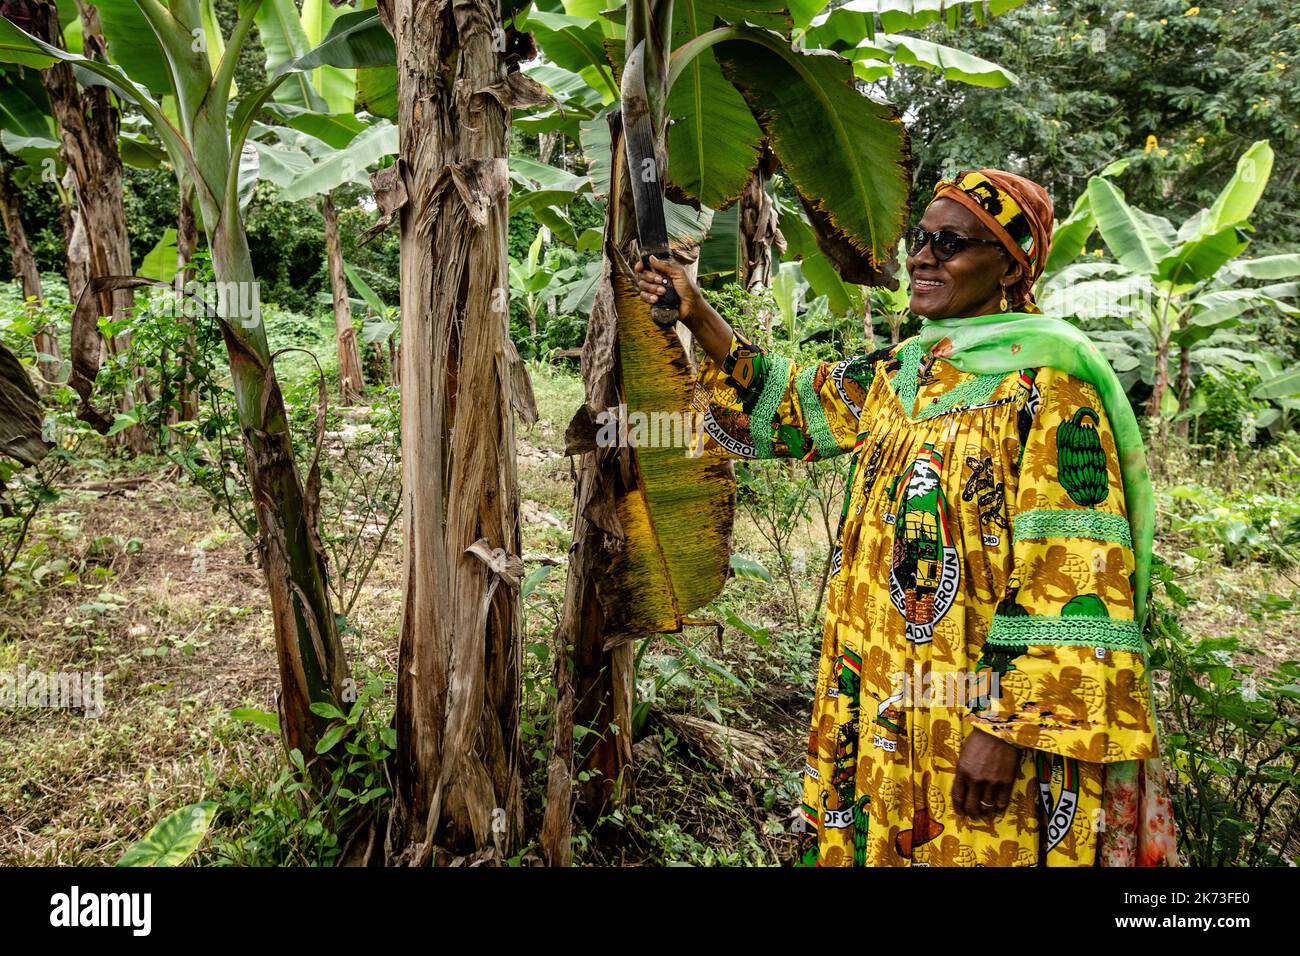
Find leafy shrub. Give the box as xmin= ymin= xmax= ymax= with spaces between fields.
xmin=283 ymin=379 xmax=402 ymax=623
xmin=0 ymin=394 xmax=97 ymax=591
xmin=1192 ymin=366 xmax=1272 ymax=449
xmin=1149 ymin=558 xmax=1300 ymax=866
xmin=509 ymin=312 xmax=587 ymax=361
xmin=207 ymin=675 xmax=394 ymax=866
xmin=1162 ymin=483 xmax=1300 ymax=568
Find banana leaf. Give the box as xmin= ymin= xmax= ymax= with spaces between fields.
xmin=0 ymin=339 xmax=49 ymax=467
xmin=610 ymin=268 xmax=734 ymax=632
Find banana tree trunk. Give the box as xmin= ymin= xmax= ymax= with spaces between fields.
xmin=321 ymin=193 xmax=365 ymax=405
xmin=176 ymin=183 xmax=200 ymax=422
xmin=166 ymin=17 xmax=354 ymax=774
xmin=0 ymin=162 xmax=60 ymax=386
xmin=60 ymin=169 xmax=89 ymax=305
xmin=34 ymin=1 xmax=144 ymax=452
xmin=201 ymin=199 xmax=351 ymax=778
xmin=382 ymin=0 xmax=534 ymax=865
xmin=541 ymin=245 xmax=636 ymax=866
xmin=1146 ymin=324 xmax=1171 ymax=446
xmin=1173 ymin=348 xmax=1192 ymax=440
xmin=737 ymin=147 xmax=783 ymax=292
xmin=542 ymin=116 xmax=734 ymax=860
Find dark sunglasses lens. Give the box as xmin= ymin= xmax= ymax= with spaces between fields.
xmin=933 ymin=232 xmax=965 ymax=261
xmin=907 ymin=228 xmax=929 ymax=256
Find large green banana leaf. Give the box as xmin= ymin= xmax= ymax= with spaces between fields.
xmin=1041 ymin=190 xmax=1097 ymax=277
xmin=847 ymin=32 xmax=1017 ymax=86
xmin=299 ymin=0 xmax=357 ymax=113
xmin=664 ymin=35 xmax=761 ymax=211
xmin=806 ymin=0 xmax=1027 ymax=45
xmin=1086 ymin=177 xmax=1173 ymax=277
xmin=1153 ymin=140 xmax=1274 ymax=288
xmin=86 ymin=0 xmax=177 ymax=94
xmin=256 ymin=0 xmax=329 ymax=111
xmin=1204 ymin=140 xmax=1274 ymax=236
xmin=263 ymin=103 xmax=367 ymax=149
xmin=526 ymin=10 xmax=619 ymax=98
xmin=0 ymin=63 xmax=56 ymax=167
xmin=714 ymin=27 xmax=910 ymax=271
xmin=276 ymin=121 xmax=397 ymax=201
xmin=1227 ymin=254 xmax=1300 ymax=281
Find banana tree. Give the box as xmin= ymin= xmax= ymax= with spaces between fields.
xmin=532 ymin=0 xmax=913 ymax=864
xmin=0 ymin=3 xmax=394 ymax=770
xmin=2 ymin=1 xmax=149 ymax=449
xmin=249 ymin=0 xmax=543 ymax=862
xmin=254 ymin=0 xmax=371 ymax=405
xmin=509 ymin=230 xmax=580 ymax=340
xmin=362 ymin=0 xmax=552 ymax=866
xmin=1037 ymin=141 xmax=1294 ymax=447
xmin=0 ymin=63 xmax=61 ymax=384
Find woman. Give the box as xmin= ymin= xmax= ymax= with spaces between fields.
xmin=634 ymin=169 xmax=1178 ymax=867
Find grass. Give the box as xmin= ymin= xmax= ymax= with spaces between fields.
xmin=1 ymin=358 xmax=1297 ymax=866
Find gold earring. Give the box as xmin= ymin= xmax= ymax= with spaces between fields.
xmin=999 ymin=290 xmax=1009 ymax=312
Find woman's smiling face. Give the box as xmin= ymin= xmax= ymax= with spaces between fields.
xmin=906 ymin=197 xmax=1022 ymax=320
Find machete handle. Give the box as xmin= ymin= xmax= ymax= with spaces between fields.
xmin=641 ymin=254 xmax=682 ymax=327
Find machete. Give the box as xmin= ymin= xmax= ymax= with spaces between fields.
xmin=621 ymin=39 xmax=682 ymax=328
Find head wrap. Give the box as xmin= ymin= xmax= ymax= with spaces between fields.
xmin=930 ymin=169 xmax=1055 ymax=312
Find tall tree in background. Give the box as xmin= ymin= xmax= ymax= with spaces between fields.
xmin=886 ymin=0 xmax=1299 ymax=241
xmin=10 ymin=1 xmax=145 ymax=449
xmin=0 ymin=158 xmax=60 ymax=384
xmin=320 ymin=192 xmax=364 ymax=403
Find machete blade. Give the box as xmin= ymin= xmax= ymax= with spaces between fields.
xmin=621 ymin=39 xmax=681 ymax=327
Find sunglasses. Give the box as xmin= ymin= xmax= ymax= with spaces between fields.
xmin=906 ymin=226 xmax=1005 ymax=262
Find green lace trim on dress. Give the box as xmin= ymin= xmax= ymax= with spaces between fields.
xmin=795 ymin=364 xmax=840 ymax=460
xmin=1013 ymin=509 xmax=1133 ymax=546
xmin=891 ymin=338 xmax=1008 ymax=421
xmin=985 ymin=613 xmax=1145 ymax=653
xmin=891 ymin=339 xmax=924 ymax=415
xmin=750 ymin=354 xmax=790 ymax=459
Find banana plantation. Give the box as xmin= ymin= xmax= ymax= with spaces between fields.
xmin=0 ymin=0 xmax=1296 ymax=876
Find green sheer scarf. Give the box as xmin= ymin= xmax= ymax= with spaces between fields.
xmin=913 ymin=312 xmax=1155 ymax=634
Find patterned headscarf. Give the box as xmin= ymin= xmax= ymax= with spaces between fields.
xmin=931 ymin=169 xmax=1055 ymax=313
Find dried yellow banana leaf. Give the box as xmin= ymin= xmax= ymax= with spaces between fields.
xmin=607 ymin=267 xmax=734 ymax=633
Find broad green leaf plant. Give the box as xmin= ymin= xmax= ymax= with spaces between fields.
xmin=0 ymin=2 xmax=395 ymax=769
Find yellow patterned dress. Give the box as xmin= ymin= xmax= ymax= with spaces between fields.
xmin=693 ymin=330 xmax=1158 ymax=866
